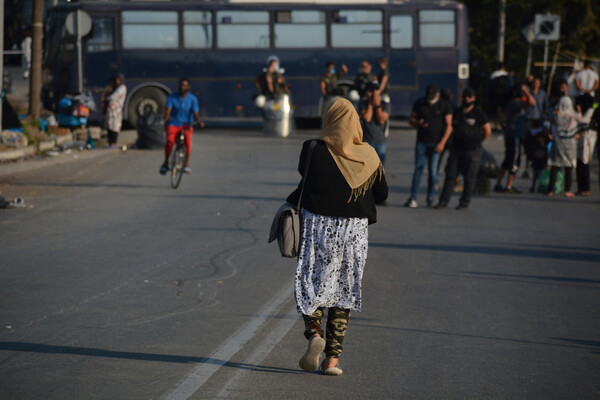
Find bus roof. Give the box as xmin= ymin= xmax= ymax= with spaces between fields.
xmin=63 ymin=0 xmax=460 ymax=5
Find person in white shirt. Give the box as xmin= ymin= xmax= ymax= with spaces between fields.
xmin=575 ymin=60 xmax=599 ymax=96
xmin=489 ymin=61 xmax=508 ymax=80
xmin=21 ymin=34 xmax=31 ymax=79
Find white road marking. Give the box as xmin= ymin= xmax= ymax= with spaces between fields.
xmin=163 ymin=280 xmax=295 ymax=400
xmin=214 ymin=301 xmax=299 ymax=399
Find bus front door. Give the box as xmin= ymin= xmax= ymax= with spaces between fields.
xmin=388 ymin=14 xmax=417 ymax=116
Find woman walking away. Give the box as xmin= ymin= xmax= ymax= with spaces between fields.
xmin=547 ymin=96 xmax=581 ymax=197
xmin=575 ymin=94 xmax=597 ymax=196
xmin=286 ymin=98 xmax=388 ymax=376
xmin=104 ymin=75 xmax=127 ymax=148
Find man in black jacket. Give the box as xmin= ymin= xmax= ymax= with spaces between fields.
xmin=435 ymin=88 xmax=491 ymax=210
xmin=405 ymin=84 xmax=453 ymax=208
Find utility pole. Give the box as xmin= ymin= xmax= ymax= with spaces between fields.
xmin=497 ymin=0 xmax=506 ymax=62
xmin=28 ymin=0 xmax=43 ymax=120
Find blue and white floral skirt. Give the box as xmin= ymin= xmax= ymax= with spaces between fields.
xmin=295 ymin=209 xmax=369 ymax=315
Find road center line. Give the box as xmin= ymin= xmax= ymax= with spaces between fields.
xmin=162 ymin=280 xmax=295 ymax=400
xmin=214 ymin=301 xmax=299 ymax=399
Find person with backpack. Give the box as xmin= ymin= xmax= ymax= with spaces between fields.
xmin=434 ymin=88 xmax=491 ymax=210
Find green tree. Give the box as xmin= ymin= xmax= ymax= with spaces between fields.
xmin=463 ymin=0 xmax=600 ymax=80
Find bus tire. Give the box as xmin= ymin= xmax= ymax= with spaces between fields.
xmin=127 ymin=87 xmax=167 ymax=129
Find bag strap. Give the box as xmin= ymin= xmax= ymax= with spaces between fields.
xmin=297 ymin=140 xmax=317 ymax=210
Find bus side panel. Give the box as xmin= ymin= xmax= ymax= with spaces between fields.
xmin=417 ymin=49 xmax=459 ymax=100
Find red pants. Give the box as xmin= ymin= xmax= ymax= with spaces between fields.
xmin=165 ymin=125 xmax=193 ymax=158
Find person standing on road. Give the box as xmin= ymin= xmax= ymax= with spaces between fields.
xmin=405 ymin=84 xmax=453 ymax=208
xmin=20 ymin=31 xmax=31 ymax=79
xmin=547 ymin=96 xmax=581 ymax=197
xmin=103 ymin=75 xmax=127 ymax=148
xmin=255 ymin=56 xmax=289 ymax=99
xmin=523 ymin=77 xmax=550 ymax=178
xmin=358 ymin=81 xmax=390 ymax=167
xmin=434 ymin=88 xmax=491 ymax=210
xmin=575 ymin=60 xmax=599 ymax=97
xmin=320 ymin=61 xmax=348 ymax=99
xmin=375 ymin=57 xmax=390 ymax=96
xmin=487 ymin=62 xmax=513 ymax=131
xmin=286 ymin=98 xmax=387 ymax=376
xmin=354 ymin=61 xmax=374 ymax=100
xmin=494 ymin=83 xmax=535 ymax=193
xmin=574 ymin=94 xmax=596 ymax=196
xmin=159 ymin=78 xmax=204 ymax=175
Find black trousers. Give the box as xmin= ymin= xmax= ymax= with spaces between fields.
xmin=439 ymin=147 xmax=482 ymax=206
xmin=576 ymin=159 xmax=590 ymax=192
xmin=548 ymin=166 xmax=573 ymax=193
xmin=107 ymin=129 xmax=118 ymax=145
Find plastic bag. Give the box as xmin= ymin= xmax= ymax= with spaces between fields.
xmin=537 ymin=169 xmax=564 ymax=194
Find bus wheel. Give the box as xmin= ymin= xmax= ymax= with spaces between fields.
xmin=127 ymin=87 xmax=167 ymax=128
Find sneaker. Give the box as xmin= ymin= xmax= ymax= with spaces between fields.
xmin=506 ymin=186 xmax=521 ymax=194
xmin=159 ymin=164 xmax=169 ymax=175
xmin=426 ymin=197 xmax=434 ymax=207
xmin=299 ymin=337 xmax=326 ymax=371
xmin=455 ymin=204 xmax=469 ymax=210
xmin=404 ymin=198 xmax=418 ymax=208
xmin=433 ymin=203 xmax=447 ymax=210
xmin=183 ymin=167 xmax=192 ymax=174
xmin=493 ymin=184 xmax=506 ymax=193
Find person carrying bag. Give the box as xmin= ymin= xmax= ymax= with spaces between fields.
xmin=283 ymin=98 xmax=388 ymax=376
xmin=268 ymin=140 xmax=317 ymax=258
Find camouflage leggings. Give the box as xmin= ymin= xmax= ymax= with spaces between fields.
xmin=302 ymin=307 xmax=350 ymax=358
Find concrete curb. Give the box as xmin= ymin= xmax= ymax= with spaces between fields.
xmin=0 ymin=146 xmax=37 ymax=162
xmin=0 ymin=129 xmax=137 ymax=163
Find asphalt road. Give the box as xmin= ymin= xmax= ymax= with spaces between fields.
xmin=1 ymin=128 xmax=599 ymax=400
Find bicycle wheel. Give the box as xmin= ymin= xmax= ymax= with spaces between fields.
xmin=170 ymin=143 xmax=187 ymax=189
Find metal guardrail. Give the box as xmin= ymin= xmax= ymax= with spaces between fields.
xmin=3 ymin=50 xmax=24 ymax=55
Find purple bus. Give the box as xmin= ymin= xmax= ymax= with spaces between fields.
xmin=42 ymin=0 xmax=469 ymax=127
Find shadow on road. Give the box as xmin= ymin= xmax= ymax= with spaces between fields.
xmin=345 ymin=325 xmax=600 ymax=353
xmin=459 ymin=271 xmax=600 ymax=285
xmin=370 ymin=242 xmax=600 ymax=263
xmin=6 ymin=181 xmax=164 ymax=190
xmin=0 ymin=342 xmax=301 ymax=374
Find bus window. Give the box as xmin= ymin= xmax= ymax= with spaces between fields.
xmin=122 ymin=11 xmax=178 ymax=49
xmin=88 ymin=17 xmax=114 ymax=52
xmin=419 ymin=10 xmax=455 ymax=48
xmin=183 ymin=11 xmax=212 ymax=49
xmin=274 ymin=10 xmax=326 ymax=48
xmin=390 ymin=15 xmax=413 ymax=49
xmin=331 ymin=10 xmax=382 ymax=48
xmin=216 ymin=11 xmax=269 ymax=48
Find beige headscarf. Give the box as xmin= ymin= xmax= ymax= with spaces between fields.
xmin=320 ymin=98 xmax=384 ymax=202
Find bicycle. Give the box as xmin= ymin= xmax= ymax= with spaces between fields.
xmin=169 ymin=129 xmax=188 ymax=189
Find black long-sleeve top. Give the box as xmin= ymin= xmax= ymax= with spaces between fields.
xmin=286 ymin=139 xmax=388 ymax=224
